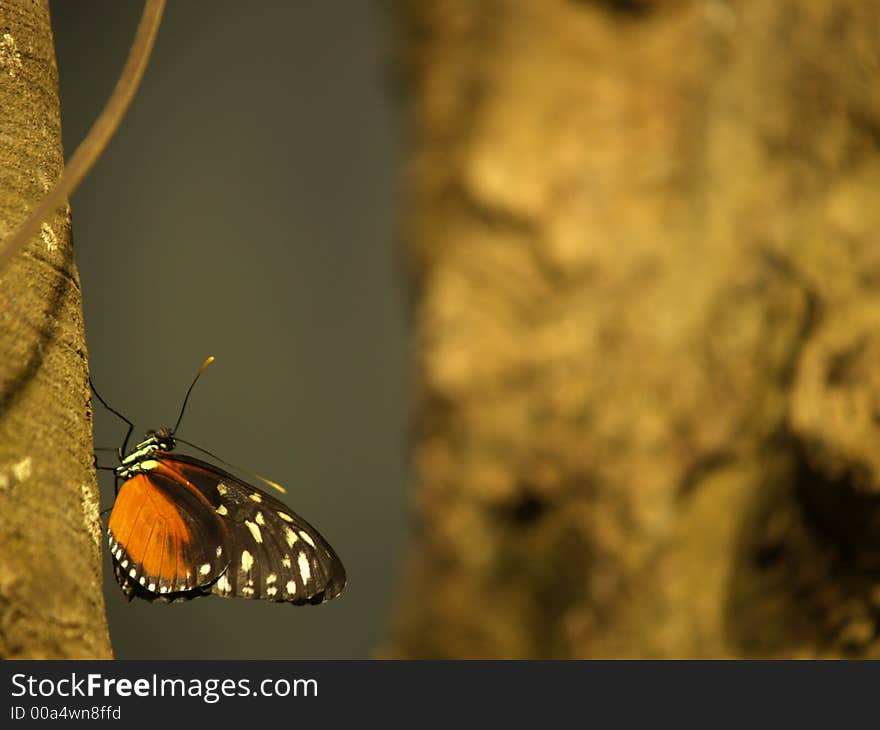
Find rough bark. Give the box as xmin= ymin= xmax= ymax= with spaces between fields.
xmin=0 ymin=0 xmax=111 ymax=658
xmin=387 ymin=0 xmax=880 ymax=658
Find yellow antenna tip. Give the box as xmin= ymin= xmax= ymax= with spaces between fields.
xmin=258 ymin=474 xmax=287 ymax=494
xmin=199 ymin=356 xmax=216 ymax=372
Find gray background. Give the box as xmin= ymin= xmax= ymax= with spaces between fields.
xmin=49 ymin=1 xmax=408 ymax=659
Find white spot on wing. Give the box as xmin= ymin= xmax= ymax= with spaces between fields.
xmin=277 ymin=511 xmax=294 ymax=522
xmin=266 ymin=573 xmax=277 ymax=584
xmin=148 ymin=583 xmax=155 ymax=592
xmin=285 ymin=528 xmax=299 ymax=547
xmin=298 ymin=552 xmax=311 ymax=584
xmin=281 ymin=556 xmax=292 ymax=568
xmin=249 ymin=493 xmax=262 ymax=503
xmin=217 ymin=483 xmax=228 ymax=496
xmin=216 ymin=574 xmax=231 ymax=594
xmin=255 ymin=511 xmax=265 ymax=526
xmin=241 ymin=550 xmax=254 ymax=573
xmin=216 ymin=504 xmax=228 ymax=516
xmin=286 ymin=580 xmax=296 ymax=594
xmin=267 ymin=586 xmax=277 ymax=597
xmin=216 ymin=546 xmax=223 ymax=557
xmin=199 ymin=563 xmax=211 ymax=576
xmin=245 ymin=520 xmax=263 ymax=544
xmin=299 ymin=531 xmax=316 ymax=548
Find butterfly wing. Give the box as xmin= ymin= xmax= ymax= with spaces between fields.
xmin=107 ymin=464 xmax=229 ymax=601
xmin=157 ymin=453 xmax=347 ymax=605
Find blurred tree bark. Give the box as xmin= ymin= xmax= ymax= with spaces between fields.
xmin=387 ymin=0 xmax=880 ymax=657
xmin=0 ymin=1 xmax=111 ymax=658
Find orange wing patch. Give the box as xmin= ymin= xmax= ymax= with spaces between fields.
xmin=109 ymin=473 xmax=194 ymax=591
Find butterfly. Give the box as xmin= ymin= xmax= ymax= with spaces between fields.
xmin=95 ymin=357 xmax=347 ymax=605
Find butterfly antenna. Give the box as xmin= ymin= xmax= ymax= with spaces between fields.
xmin=172 ymin=356 xmax=215 ymax=435
xmin=173 ymin=436 xmax=287 ymax=495
xmin=90 ymin=375 xmax=134 ymax=457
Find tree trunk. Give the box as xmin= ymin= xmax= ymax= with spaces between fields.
xmin=0 ymin=0 xmax=111 ymax=658
xmin=387 ymin=0 xmax=880 ymax=658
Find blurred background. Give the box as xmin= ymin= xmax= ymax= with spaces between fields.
xmin=50 ymin=1 xmax=406 ymax=658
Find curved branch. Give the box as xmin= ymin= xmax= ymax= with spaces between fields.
xmin=0 ymin=0 xmax=166 ymax=273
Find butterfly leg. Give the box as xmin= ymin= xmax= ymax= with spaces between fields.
xmin=89 ymin=375 xmax=135 ymax=461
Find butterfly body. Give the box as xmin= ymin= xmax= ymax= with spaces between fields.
xmin=107 ymin=430 xmax=346 ymax=605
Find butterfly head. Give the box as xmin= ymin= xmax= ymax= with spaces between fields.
xmin=116 ymin=429 xmax=176 ymax=479
xmin=146 ymin=427 xmax=176 ymax=448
